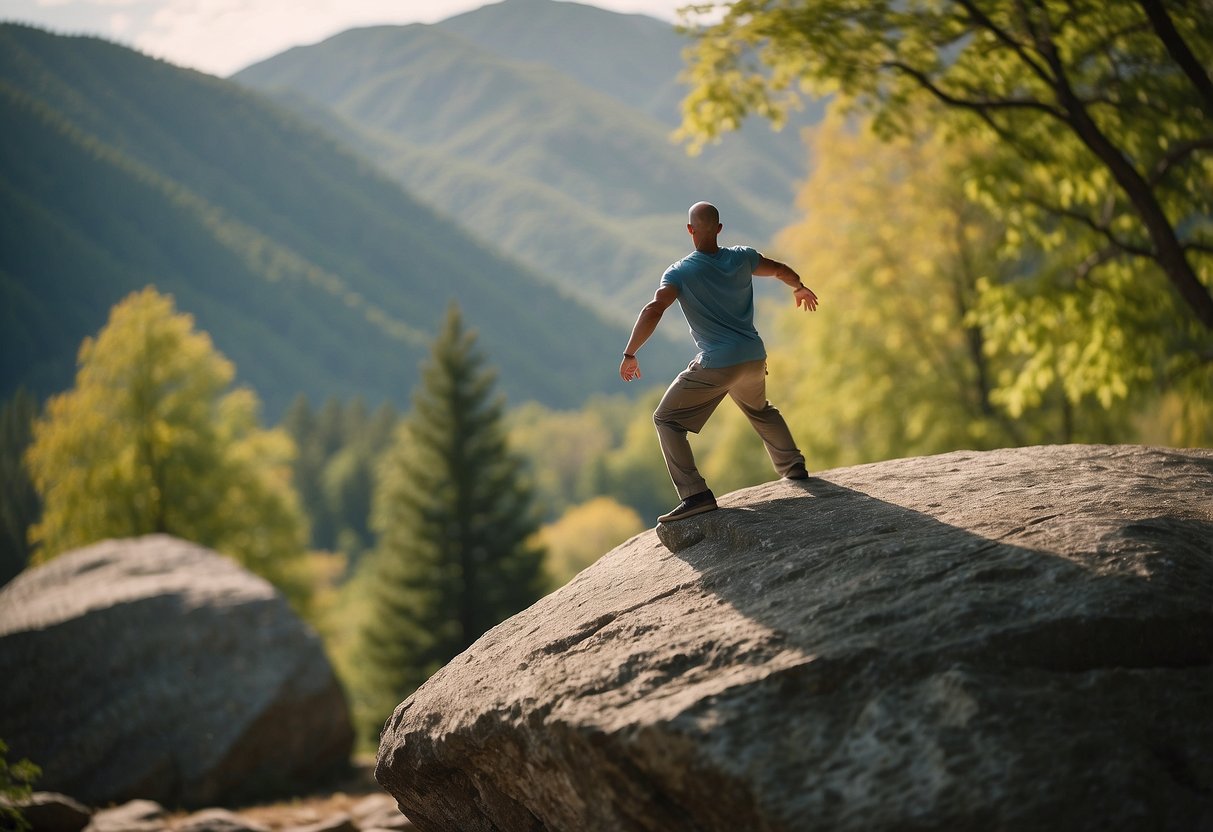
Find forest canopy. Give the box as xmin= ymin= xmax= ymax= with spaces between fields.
xmin=679 ymin=0 xmax=1212 ymax=439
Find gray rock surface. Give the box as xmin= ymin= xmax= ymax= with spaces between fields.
xmin=281 ymin=815 xmax=357 ymax=832
xmin=376 ymin=445 xmax=1213 ymax=832
xmin=84 ymin=800 xmax=165 ymax=832
xmin=8 ymin=792 xmax=92 ymax=832
xmin=349 ymin=795 xmax=411 ymax=831
xmin=172 ymin=809 xmax=269 ymax=832
xmin=0 ymin=536 xmax=353 ymax=809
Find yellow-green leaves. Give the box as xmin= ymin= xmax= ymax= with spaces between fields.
xmin=761 ymin=105 xmax=1138 ymax=467
xmin=25 ymin=287 xmax=310 ymax=606
xmin=535 ymin=497 xmax=644 ymax=589
xmin=680 ymin=0 xmax=1212 ymax=444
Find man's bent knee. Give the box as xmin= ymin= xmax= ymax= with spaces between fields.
xmin=653 ymin=412 xmax=686 ymax=433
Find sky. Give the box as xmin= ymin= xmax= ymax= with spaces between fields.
xmin=0 ymin=0 xmax=693 ymax=77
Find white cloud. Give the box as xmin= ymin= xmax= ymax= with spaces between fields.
xmin=130 ymin=0 xmax=486 ymax=74
xmin=14 ymin=0 xmax=693 ymax=77
xmin=35 ymin=0 xmax=144 ymax=6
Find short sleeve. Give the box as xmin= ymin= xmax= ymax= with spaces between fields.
xmin=742 ymin=246 xmax=761 ymax=272
xmin=660 ymin=264 xmax=681 ymax=291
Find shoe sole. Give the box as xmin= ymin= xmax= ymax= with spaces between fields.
xmin=657 ymin=502 xmax=719 ymax=524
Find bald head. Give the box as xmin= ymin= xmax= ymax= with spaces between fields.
xmin=688 ymin=201 xmax=720 ymax=231
xmin=686 ymin=201 xmax=723 ymax=253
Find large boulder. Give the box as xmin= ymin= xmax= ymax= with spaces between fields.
xmin=376 ymin=444 xmax=1213 ymax=832
xmin=0 ymin=535 xmax=353 ymax=808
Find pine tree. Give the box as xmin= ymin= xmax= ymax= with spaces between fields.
xmin=358 ymin=304 xmax=545 ymax=738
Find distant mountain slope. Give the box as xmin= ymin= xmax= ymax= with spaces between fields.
xmin=434 ymin=0 xmax=823 ymax=204
xmin=233 ymin=5 xmax=816 ymax=311
xmin=436 ymin=0 xmax=824 ymax=208
xmin=0 ymin=24 xmax=677 ymax=415
xmin=253 ymin=84 xmax=685 ymax=311
xmin=437 ymin=0 xmax=686 ymax=122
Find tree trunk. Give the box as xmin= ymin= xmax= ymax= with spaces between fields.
xmin=1138 ymin=0 xmax=1213 ymax=120
xmin=1057 ymin=91 xmax=1213 ymax=329
xmin=1028 ymin=3 xmax=1213 ymax=331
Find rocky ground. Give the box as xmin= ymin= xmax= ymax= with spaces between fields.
xmin=210 ymin=759 xmax=395 ymax=831
xmin=13 ymin=758 xmax=415 ymax=832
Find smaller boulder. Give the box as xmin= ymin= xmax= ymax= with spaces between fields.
xmin=8 ymin=792 xmax=91 ymax=832
xmin=85 ymin=800 xmax=165 ymax=832
xmin=350 ymin=796 xmax=410 ymax=831
xmin=0 ymin=536 xmax=353 ymax=808
xmin=173 ymin=809 xmax=268 ymax=832
xmin=283 ymin=815 xmax=356 ymax=832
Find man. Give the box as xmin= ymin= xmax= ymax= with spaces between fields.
xmin=620 ymin=201 xmax=819 ymax=523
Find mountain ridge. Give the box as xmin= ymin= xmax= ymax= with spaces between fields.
xmin=0 ymin=22 xmax=679 ymax=416
xmin=233 ymin=2 xmax=818 ymax=312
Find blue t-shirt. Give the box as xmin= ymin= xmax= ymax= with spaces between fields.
xmin=659 ymin=245 xmax=765 ymax=368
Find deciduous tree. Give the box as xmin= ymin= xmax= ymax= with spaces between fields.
xmin=24 ymin=287 xmax=310 ymax=605
xmin=680 ymin=0 xmax=1212 ymax=415
xmin=536 ymin=496 xmax=644 ymax=588
xmin=757 ymin=108 xmax=1130 ymax=469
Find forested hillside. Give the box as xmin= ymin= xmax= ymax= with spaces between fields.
xmin=0 ymin=23 xmax=676 ymax=416
xmin=434 ymin=0 xmax=821 ymax=190
xmin=233 ymin=0 xmax=821 ymax=311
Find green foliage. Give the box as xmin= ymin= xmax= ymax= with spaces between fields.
xmin=282 ymin=395 xmax=398 ymax=563
xmin=679 ymin=0 xmax=1213 ymax=428
xmin=24 ymin=287 xmax=313 ymax=610
xmin=509 ymin=386 xmax=794 ymax=525
xmin=0 ymin=22 xmax=640 ymax=416
xmin=0 ymin=389 xmax=40 ymax=587
xmin=356 ymin=305 xmax=546 ymax=743
xmin=0 ymin=738 xmax=40 ymax=832
xmin=760 ymin=108 xmax=1132 ymax=469
xmin=536 ymin=496 xmax=645 ymax=589
xmin=508 ymin=391 xmax=677 ymax=524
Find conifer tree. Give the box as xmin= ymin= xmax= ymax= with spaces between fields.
xmin=358 ymin=304 xmax=545 ymax=737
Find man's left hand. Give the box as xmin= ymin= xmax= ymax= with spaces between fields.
xmin=794 ymin=285 xmax=819 ymax=312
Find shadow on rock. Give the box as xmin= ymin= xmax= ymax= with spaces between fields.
xmin=378 ymin=445 xmax=1213 ymax=832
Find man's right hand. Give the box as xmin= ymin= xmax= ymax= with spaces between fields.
xmin=620 ymin=355 xmax=641 ymax=382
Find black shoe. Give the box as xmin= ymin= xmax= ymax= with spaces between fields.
xmin=783 ymin=465 xmax=809 ymax=480
xmin=657 ymin=490 xmax=718 ymax=523
xmin=659 ymin=492 xmax=713 ymax=523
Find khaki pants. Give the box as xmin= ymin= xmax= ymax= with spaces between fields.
xmin=653 ymin=358 xmax=805 ymax=499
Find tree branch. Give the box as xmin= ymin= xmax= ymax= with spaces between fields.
xmin=954 ymin=0 xmax=1056 ymax=87
xmin=1070 ymin=20 xmax=1151 ymax=73
xmin=1149 ymin=135 xmax=1213 ymax=186
xmin=1137 ymin=0 xmax=1213 ymax=120
xmin=881 ymin=61 xmax=1064 ymax=118
xmin=1022 ymin=194 xmax=1155 ymax=259
xmin=1074 ymin=245 xmax=1123 ymax=283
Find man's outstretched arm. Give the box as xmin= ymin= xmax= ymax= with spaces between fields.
xmin=620 ymin=285 xmax=678 ymax=382
xmin=755 ymin=255 xmax=819 ymax=311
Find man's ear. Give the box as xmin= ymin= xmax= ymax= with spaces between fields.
xmin=687 ymin=224 xmax=694 ymax=235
